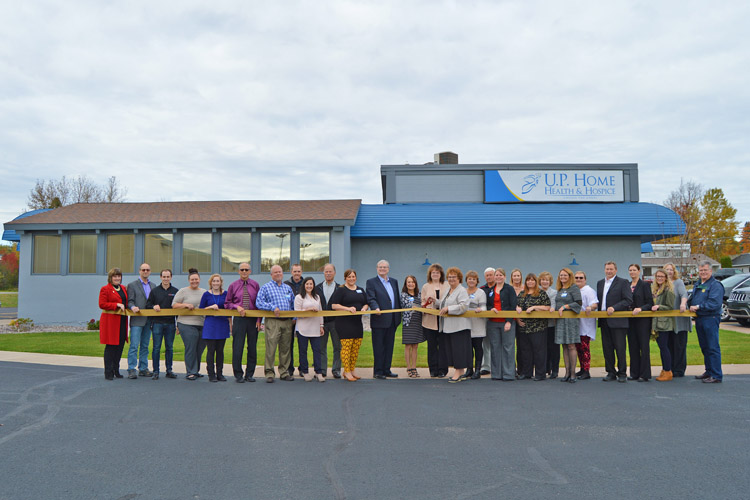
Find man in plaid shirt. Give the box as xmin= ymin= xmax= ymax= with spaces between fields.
xmin=256 ymin=265 xmax=295 ymax=382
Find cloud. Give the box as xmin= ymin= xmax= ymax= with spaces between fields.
xmin=1 ymin=0 xmax=749 ymax=229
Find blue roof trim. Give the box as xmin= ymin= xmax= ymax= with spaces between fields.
xmin=351 ymin=203 xmax=684 ymax=243
xmin=641 ymin=242 xmax=654 ymax=253
xmin=2 ymin=209 xmax=52 ymax=244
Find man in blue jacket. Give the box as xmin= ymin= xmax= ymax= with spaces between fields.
xmin=688 ymin=261 xmax=724 ymax=383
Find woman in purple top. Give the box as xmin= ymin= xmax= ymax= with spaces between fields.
xmin=200 ymin=274 xmax=231 ymax=382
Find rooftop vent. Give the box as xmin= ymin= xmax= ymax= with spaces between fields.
xmin=434 ymin=151 xmax=458 ymax=164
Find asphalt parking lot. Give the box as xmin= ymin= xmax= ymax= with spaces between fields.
xmin=1 ymin=360 xmax=749 ymax=500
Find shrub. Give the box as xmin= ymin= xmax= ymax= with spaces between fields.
xmin=87 ymin=319 xmax=100 ymax=331
xmin=720 ymin=256 xmax=732 ymax=268
xmin=9 ymin=318 xmax=34 ymax=332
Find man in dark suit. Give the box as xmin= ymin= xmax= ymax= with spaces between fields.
xmin=316 ymin=263 xmax=341 ymax=378
xmin=127 ymin=263 xmax=157 ymax=379
xmin=366 ymin=260 xmax=402 ymax=379
xmin=596 ymin=261 xmax=633 ymax=382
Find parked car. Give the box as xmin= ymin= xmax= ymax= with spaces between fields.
xmin=727 ymin=285 xmax=750 ymax=327
xmin=687 ymin=272 xmax=750 ymax=322
xmin=713 ymin=268 xmax=741 ymax=281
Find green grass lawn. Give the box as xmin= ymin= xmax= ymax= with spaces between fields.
xmin=1 ymin=326 xmax=749 ymax=367
xmin=0 ymin=292 xmax=18 ymax=308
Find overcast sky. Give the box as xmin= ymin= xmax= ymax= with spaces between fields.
xmin=2 ymin=0 xmax=749 ymax=234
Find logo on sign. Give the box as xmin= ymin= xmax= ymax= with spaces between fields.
xmin=521 ymin=174 xmax=541 ymax=194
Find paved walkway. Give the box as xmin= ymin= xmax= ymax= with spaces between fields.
xmin=1 ymin=350 xmax=749 ymax=377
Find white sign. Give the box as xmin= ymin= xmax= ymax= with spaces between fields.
xmin=484 ymin=170 xmax=624 ymax=202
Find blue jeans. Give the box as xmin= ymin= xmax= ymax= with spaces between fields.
xmin=128 ymin=322 xmax=152 ymax=371
xmin=151 ymin=322 xmax=176 ymax=374
xmin=297 ymin=333 xmax=323 ymax=375
xmin=695 ymin=316 xmax=723 ymax=380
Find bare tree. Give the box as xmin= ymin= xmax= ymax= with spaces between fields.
xmin=103 ymin=176 xmax=128 ymax=203
xmin=70 ymin=175 xmax=103 ymax=203
xmin=26 ymin=175 xmax=127 ymax=209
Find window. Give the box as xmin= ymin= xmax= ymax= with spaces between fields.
xmin=145 ymin=233 xmax=173 ymax=274
xmin=222 ymin=233 xmax=252 ymax=273
xmin=33 ymin=234 xmax=61 ymax=274
xmin=69 ymin=234 xmax=97 ymax=274
xmin=106 ymin=234 xmax=134 ymax=273
xmin=182 ymin=233 xmax=212 ymax=273
xmin=260 ymin=232 xmax=290 ymax=272
xmin=299 ymin=232 xmax=330 ymax=272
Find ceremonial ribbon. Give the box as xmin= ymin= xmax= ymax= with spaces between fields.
xmin=103 ymin=308 xmax=695 ymax=319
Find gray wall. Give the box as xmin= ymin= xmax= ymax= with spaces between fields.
xmin=351 ymin=236 xmax=641 ymax=289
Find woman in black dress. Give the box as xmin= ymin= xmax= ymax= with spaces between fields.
xmin=628 ymin=263 xmax=654 ymax=381
xmin=330 ymin=269 xmax=370 ymax=382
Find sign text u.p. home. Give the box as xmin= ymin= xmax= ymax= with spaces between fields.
xmin=484 ymin=170 xmax=625 ymax=202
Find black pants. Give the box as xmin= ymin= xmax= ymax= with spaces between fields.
xmin=601 ymin=323 xmax=628 ymax=377
xmin=424 ymin=327 xmax=448 ymax=376
xmin=545 ymin=326 xmax=560 ymax=374
xmin=516 ymin=325 xmax=525 ymax=375
xmin=205 ymin=339 xmax=226 ymax=376
xmin=467 ymin=337 xmax=484 ymax=373
xmin=232 ymin=317 xmax=258 ymax=379
xmin=372 ymin=325 xmax=397 ymax=376
xmin=627 ymin=317 xmax=652 ymax=379
xmin=668 ymin=330 xmax=689 ymax=376
xmin=103 ymin=326 xmax=127 ymax=377
xmin=519 ymin=331 xmax=547 ymax=378
xmin=285 ymin=326 xmax=296 ymax=375
xmin=444 ymin=330 xmax=471 ymax=369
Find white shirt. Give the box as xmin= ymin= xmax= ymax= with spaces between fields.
xmin=579 ymin=285 xmax=599 ymax=340
xmin=601 ymin=277 xmax=614 ymax=310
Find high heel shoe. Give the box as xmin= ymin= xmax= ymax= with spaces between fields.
xmin=344 ymin=373 xmax=357 ymax=382
xmin=560 ymin=375 xmax=570 ymax=382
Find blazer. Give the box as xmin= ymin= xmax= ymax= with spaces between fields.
xmin=98 ymin=284 xmax=128 ymax=345
xmin=315 ymin=281 xmax=340 ymax=324
xmin=630 ymin=279 xmax=654 ymax=312
xmin=485 ymin=282 xmax=518 ymax=316
xmin=127 ymin=278 xmax=157 ymax=327
xmin=596 ymin=275 xmax=633 ymax=329
xmin=365 ymin=275 xmax=402 ymax=329
xmin=439 ymin=285 xmax=471 ymax=334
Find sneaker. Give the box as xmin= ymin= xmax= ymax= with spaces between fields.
xmin=152 ymin=373 xmax=159 ymax=380
xmin=139 ymin=369 xmax=153 ymax=377
xmin=266 ymin=376 xmax=274 ymax=383
xmin=165 ymin=371 xmax=177 ymax=379
xmin=127 ymin=369 xmax=137 ymax=379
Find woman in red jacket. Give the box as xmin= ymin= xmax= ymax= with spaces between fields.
xmin=99 ymin=268 xmax=128 ymax=380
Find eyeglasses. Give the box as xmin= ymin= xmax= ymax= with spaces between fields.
xmin=239 ymin=269 xmax=250 ymax=272
xmin=140 ymin=269 xmax=151 ymax=272
xmin=574 ymin=277 xmax=585 ymax=280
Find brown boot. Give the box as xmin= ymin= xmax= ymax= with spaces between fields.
xmin=656 ymin=370 xmax=673 ymax=381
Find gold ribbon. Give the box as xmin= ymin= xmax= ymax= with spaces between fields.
xmin=103 ymin=307 xmax=695 ymax=319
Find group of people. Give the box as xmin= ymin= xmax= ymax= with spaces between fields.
xmin=97 ymin=258 xmax=725 ymax=384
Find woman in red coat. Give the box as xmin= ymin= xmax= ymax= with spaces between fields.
xmin=99 ymin=268 xmax=129 ymax=380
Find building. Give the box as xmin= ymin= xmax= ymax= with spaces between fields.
xmin=4 ymin=156 xmax=685 ymax=324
